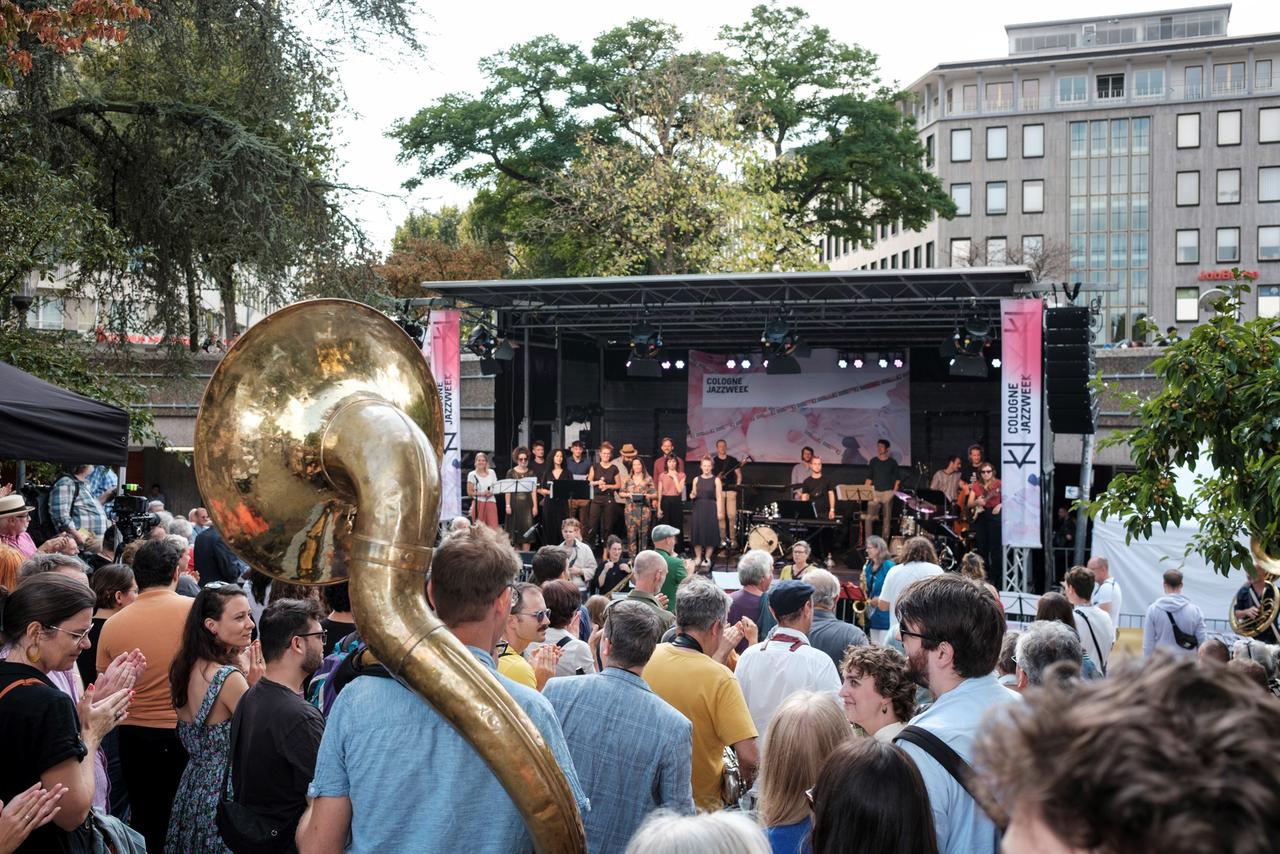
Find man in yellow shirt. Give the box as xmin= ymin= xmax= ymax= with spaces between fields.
xmin=643 ymin=577 xmax=759 ymax=811
xmin=498 ymin=582 xmax=559 ymax=690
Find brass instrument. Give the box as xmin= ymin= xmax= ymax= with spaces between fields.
xmin=193 ymin=299 xmax=585 ymax=853
xmin=1230 ymin=538 xmax=1280 ymax=638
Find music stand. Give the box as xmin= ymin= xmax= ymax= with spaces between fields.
xmin=555 ymin=480 xmax=593 ymax=501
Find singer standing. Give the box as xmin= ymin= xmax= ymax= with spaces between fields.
xmin=505 ymin=447 xmax=538 ymax=552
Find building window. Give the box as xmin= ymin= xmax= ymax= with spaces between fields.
xmin=1261 ymin=167 xmax=1280 ymax=202
xmin=1022 ymin=124 xmax=1044 ymax=158
xmin=1260 ymin=286 xmax=1280 ymax=318
xmin=891 ymin=255 xmax=898 ymax=269
xmin=902 ymin=250 xmax=910 ymax=268
xmin=1022 ymin=234 xmax=1043 ymax=262
xmin=925 ymin=134 xmax=935 ymax=166
xmin=1262 ymin=108 xmax=1280 ymax=143
xmin=925 ymin=241 xmax=935 ymax=268
xmin=985 ymin=82 xmax=1013 ymax=111
xmin=1176 ymin=171 xmax=1199 ymax=206
xmin=1217 ymin=169 xmax=1241 ymax=204
xmin=1213 ymin=62 xmax=1245 ymax=94
xmin=913 ymin=246 xmax=922 ymax=268
xmin=962 ymin=84 xmax=978 ymax=112
xmin=987 ymin=126 xmax=1007 ymax=159
xmin=1217 ymin=227 xmax=1240 ymax=263
xmin=1021 ymin=78 xmax=1040 ymax=108
xmin=1261 ymin=227 xmax=1280 ymax=261
xmin=987 ymin=237 xmax=1007 ymax=265
xmin=1258 ymin=60 xmax=1274 ymax=90
xmin=1022 ymin=180 xmax=1044 ymax=213
xmin=1218 ymin=110 xmax=1242 ymax=146
xmin=1133 ymin=68 xmax=1164 ymax=97
xmin=26 ymin=295 xmax=66 ymax=330
xmin=986 ymin=181 xmax=1007 ymax=214
xmin=1184 ymin=66 xmax=1203 ymax=98
xmin=951 ymin=128 xmax=972 ymax=161
xmin=1059 ymin=75 xmax=1087 ymax=104
xmin=1175 ymin=287 xmax=1200 ymax=322
xmin=950 ymin=238 xmax=971 ymax=266
xmin=1096 ymin=73 xmax=1125 ymax=100
xmin=1177 ymin=113 xmax=1200 ymax=148
xmin=880 ymin=223 xmax=887 ymax=240
xmin=1176 ymin=229 xmax=1199 ymax=264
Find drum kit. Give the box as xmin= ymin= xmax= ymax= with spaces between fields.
xmin=891 ymin=489 xmax=965 ymax=568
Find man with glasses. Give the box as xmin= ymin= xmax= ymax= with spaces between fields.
xmin=226 ymin=598 xmax=327 ymax=853
xmin=498 ymin=582 xmax=561 ymax=690
xmin=892 ymin=574 xmax=1018 ymax=854
xmin=970 ymin=464 xmax=1003 ymax=587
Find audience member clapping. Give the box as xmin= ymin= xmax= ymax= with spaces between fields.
xmin=976 ymin=656 xmax=1280 ymax=854
xmin=756 ymin=690 xmax=851 ymax=854
xmin=839 ymin=645 xmax=917 ymax=740
xmin=810 ymin=739 xmax=938 ymax=854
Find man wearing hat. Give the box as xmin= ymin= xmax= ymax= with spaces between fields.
xmin=732 ymin=578 xmax=842 ymax=737
xmin=650 ymin=524 xmax=687 ymax=614
xmin=0 ymin=493 xmax=76 ymax=559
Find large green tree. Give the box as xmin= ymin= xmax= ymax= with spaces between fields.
xmin=393 ymin=5 xmax=952 ymax=276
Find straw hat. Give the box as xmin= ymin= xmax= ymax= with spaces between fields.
xmin=0 ymin=494 xmax=35 ymax=518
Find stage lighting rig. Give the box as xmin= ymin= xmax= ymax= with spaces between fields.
xmin=837 ymin=354 xmax=849 ymax=369
xmin=760 ymin=318 xmax=799 ymax=358
xmin=892 ymin=352 xmax=905 ymax=369
xmin=852 ymin=355 xmax=864 ymax=369
xmin=726 ymin=357 xmax=737 ymax=369
xmin=629 ymin=323 xmax=663 ymax=360
xmin=466 ymin=324 xmax=513 ymax=375
xmin=877 ymin=355 xmax=889 ymax=369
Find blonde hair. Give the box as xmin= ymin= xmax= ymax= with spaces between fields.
xmin=757 ymin=690 xmax=852 ymax=828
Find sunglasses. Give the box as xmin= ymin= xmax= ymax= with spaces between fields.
xmin=516 ymin=609 xmax=551 ymax=622
xmin=981 ymin=469 xmax=994 ymax=474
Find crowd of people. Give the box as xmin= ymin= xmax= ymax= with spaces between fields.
xmin=1 ymin=467 xmax=1279 ymax=854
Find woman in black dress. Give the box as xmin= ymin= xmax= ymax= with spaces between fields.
xmin=689 ymin=455 xmax=723 ymax=568
xmin=537 ymin=449 xmax=573 ymax=549
xmin=656 ymin=455 xmax=686 ymax=551
xmin=505 ymin=446 xmax=538 ymax=552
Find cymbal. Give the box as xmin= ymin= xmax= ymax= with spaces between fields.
xmin=934 ymin=514 xmax=959 ymax=521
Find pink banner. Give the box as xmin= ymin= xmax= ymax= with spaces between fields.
xmin=1000 ymin=299 xmax=1043 ymax=548
xmin=428 ymin=310 xmax=462 ymax=520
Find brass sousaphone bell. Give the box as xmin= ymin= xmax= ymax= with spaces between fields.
xmin=1231 ymin=538 xmax=1280 ymax=638
xmin=194 ymin=299 xmax=586 ymax=853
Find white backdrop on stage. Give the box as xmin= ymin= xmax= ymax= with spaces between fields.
xmin=686 ymin=349 xmax=911 ymax=464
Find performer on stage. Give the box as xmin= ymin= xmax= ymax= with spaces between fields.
xmin=930 ymin=455 xmax=962 ymax=503
xmin=800 ymin=456 xmax=837 ymax=562
xmin=1234 ymin=564 xmax=1280 ymax=645
xmin=537 ymin=448 xmax=573 ymax=551
xmin=620 ymin=458 xmax=657 ymax=559
xmin=466 ymin=452 xmax=500 ymax=530
xmin=790 ymin=446 xmax=815 ymax=498
xmin=863 ymin=439 xmax=901 ymax=541
xmin=711 ymin=439 xmax=742 ymax=543
xmin=504 ymin=446 xmax=538 ymax=552
xmin=528 ymin=439 xmax=550 ymax=485
xmin=656 ymin=456 xmax=686 ymax=550
xmin=566 ymin=440 xmax=593 ymax=525
xmin=959 ymin=444 xmax=986 ymax=488
xmin=651 ymin=436 xmax=685 ymax=481
xmin=586 ymin=442 xmax=621 ymax=548
xmin=689 ymin=456 xmax=722 ymax=568
xmin=970 ymin=463 xmax=1003 ymax=586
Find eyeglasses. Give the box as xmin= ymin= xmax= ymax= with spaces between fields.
xmin=899 ymin=629 xmax=938 ymax=644
xmin=45 ymin=623 xmax=93 ymax=644
xmin=515 ymin=609 xmax=550 ymax=622
xmin=294 ymin=631 xmax=327 ymax=641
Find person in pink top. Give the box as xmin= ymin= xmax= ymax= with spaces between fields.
xmin=0 ymin=493 xmax=78 ymax=559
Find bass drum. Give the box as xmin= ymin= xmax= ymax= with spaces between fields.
xmin=747 ymin=525 xmax=781 ymax=555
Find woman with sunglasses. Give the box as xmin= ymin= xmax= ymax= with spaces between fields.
xmin=970 ymin=465 xmax=1003 ymax=588
xmin=505 ymin=446 xmax=539 ymax=552
xmin=0 ymin=573 xmax=134 ymax=854
xmin=165 ymin=583 xmax=264 ymax=853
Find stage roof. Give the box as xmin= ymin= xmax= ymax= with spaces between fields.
xmin=422 ymin=267 xmax=1038 ymax=351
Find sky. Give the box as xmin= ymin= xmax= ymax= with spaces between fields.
xmin=325 ymin=0 xmax=1280 ymax=253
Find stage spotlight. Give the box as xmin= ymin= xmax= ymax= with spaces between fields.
xmin=466 ymin=325 xmax=498 ymax=358
xmin=892 ymin=353 xmax=904 ymax=369
xmin=661 ymin=360 xmax=672 ymax=370
xmin=761 ymin=319 xmax=799 ymax=357
xmin=853 ymin=356 xmax=864 ymax=369
xmin=762 ymin=359 xmax=770 ymax=368
xmin=741 ymin=357 xmax=752 ymax=369
xmin=625 ymin=359 xmax=632 ymax=368
xmin=674 ymin=359 xmax=686 ymax=370
xmin=837 ymin=355 xmax=849 ymax=369
xmin=629 ymin=323 xmax=662 ymax=360
xmin=726 ymin=358 xmax=737 ymax=369
xmin=991 ymin=357 xmax=1002 ymax=368
xmin=877 ymin=355 xmax=889 ymax=369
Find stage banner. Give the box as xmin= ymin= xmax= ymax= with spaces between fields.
xmin=428 ymin=310 xmax=462 ymax=520
xmin=1000 ymin=298 xmax=1043 ymax=548
xmin=686 ymin=349 xmax=911 ymax=465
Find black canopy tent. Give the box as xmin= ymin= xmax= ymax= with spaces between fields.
xmin=0 ymin=361 xmax=130 ymax=467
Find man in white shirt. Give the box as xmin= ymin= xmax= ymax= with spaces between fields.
xmin=877 ymin=536 xmax=944 ymax=645
xmin=1064 ymin=565 xmax=1115 ymax=674
xmin=789 ymin=446 xmax=814 ymax=498
xmin=1087 ymin=555 xmax=1122 ymax=632
xmin=734 ymin=580 xmax=841 ymax=737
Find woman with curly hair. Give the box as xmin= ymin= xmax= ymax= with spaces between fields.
xmin=838 ymin=645 xmax=917 ymax=740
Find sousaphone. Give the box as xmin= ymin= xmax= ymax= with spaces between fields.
xmin=194 ymin=299 xmax=585 ymax=853
xmin=1231 ymin=538 xmax=1280 ymax=638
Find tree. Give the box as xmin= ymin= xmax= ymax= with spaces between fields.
xmin=393 ymin=7 xmax=952 ymax=276
xmin=1088 ymin=270 xmax=1280 ymax=575
xmin=378 ymin=240 xmax=507 ymax=296
xmin=1 ymin=0 xmax=147 ymax=81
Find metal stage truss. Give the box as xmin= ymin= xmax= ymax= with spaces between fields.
xmin=419 ymin=267 xmax=1037 ymax=350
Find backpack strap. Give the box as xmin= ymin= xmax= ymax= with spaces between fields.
xmin=0 ymin=678 xmax=44 ymax=705
xmin=1074 ymin=608 xmax=1108 ymax=675
xmin=555 ymin=636 xmax=573 ymax=649
xmin=894 ymin=725 xmax=1007 ymax=830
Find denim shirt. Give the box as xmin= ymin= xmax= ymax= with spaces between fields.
xmin=309 ymin=646 xmax=589 ymax=853
xmin=897 ymin=673 xmax=1020 ymax=854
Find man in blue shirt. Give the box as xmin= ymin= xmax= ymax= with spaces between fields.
xmin=544 ymin=600 xmax=693 ymax=853
xmin=893 ymin=574 xmax=1019 ymax=854
xmin=298 ymin=524 xmax=589 ymax=854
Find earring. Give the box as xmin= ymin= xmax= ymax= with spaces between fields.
xmin=880 ymin=705 xmax=888 ymax=715
xmin=25 ymin=644 xmax=40 ymax=664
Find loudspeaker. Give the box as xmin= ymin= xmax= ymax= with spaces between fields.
xmin=1044 ymin=307 xmax=1097 ymax=434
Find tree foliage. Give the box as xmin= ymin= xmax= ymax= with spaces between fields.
xmin=1088 ymin=271 xmax=1280 ymax=576
xmin=393 ymin=4 xmax=952 ymax=277
xmin=1 ymin=0 xmax=148 ymax=80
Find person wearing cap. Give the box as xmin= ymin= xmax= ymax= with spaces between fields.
xmin=732 ymin=579 xmax=842 ymax=738
xmin=0 ymin=494 xmax=76 ymax=559
xmin=650 ymin=524 xmax=686 ymax=615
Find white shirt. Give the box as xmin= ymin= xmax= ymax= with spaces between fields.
xmin=1073 ymin=604 xmax=1115 ymax=673
xmin=561 ymin=540 xmax=597 ymax=589
xmin=880 ymin=561 xmax=944 ymax=641
xmin=528 ymin=627 xmax=596 ymax=678
xmin=1091 ymin=577 xmax=1123 ymax=634
xmin=468 ymin=469 xmax=497 ymax=502
xmin=733 ymin=629 xmax=841 ymax=739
